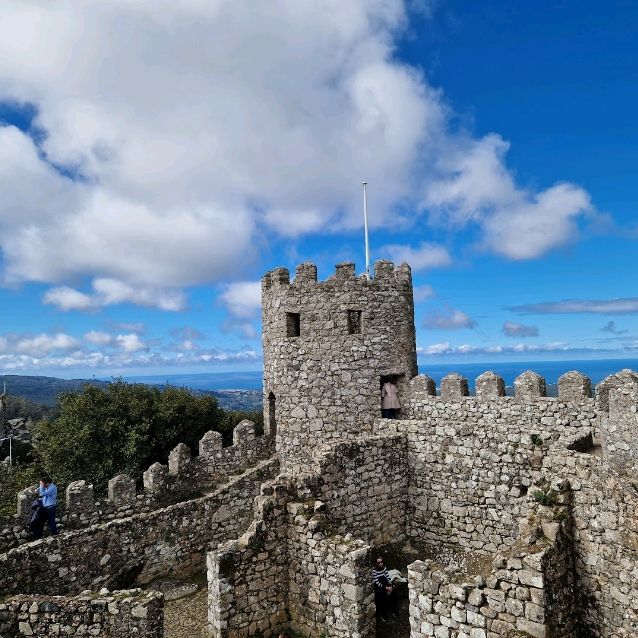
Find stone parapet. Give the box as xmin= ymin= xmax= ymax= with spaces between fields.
xmin=0 ymin=421 xmax=274 ymax=553
xmin=0 ymin=589 xmax=163 ymax=637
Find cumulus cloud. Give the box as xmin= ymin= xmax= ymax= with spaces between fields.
xmin=44 ymin=279 xmax=186 ymax=312
xmin=424 ymin=135 xmax=594 ymax=259
xmin=601 ymin=321 xmax=627 ymax=335
xmin=413 ymin=284 xmax=435 ymax=302
xmin=381 ymin=242 xmax=451 ymax=271
xmin=424 ymin=307 xmax=476 ymax=330
xmin=503 ymin=321 xmax=539 ymax=337
xmin=219 ymin=282 xmax=261 ymax=319
xmin=0 ymin=0 xmax=596 ymax=308
xmin=12 ymin=333 xmax=80 ymax=356
xmin=115 ymin=334 xmax=148 ymax=353
xmin=511 ymin=298 xmax=638 ymax=315
xmin=84 ymin=330 xmax=113 ymax=346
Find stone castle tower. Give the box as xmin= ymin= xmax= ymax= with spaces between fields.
xmin=262 ymin=259 xmax=417 ymax=472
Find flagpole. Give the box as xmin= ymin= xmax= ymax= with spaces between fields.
xmin=362 ymin=181 xmax=370 ymax=278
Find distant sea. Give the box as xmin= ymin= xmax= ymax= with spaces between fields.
xmin=125 ymin=359 xmax=638 ymax=392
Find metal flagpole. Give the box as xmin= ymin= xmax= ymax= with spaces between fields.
xmin=362 ymin=181 xmax=370 ymax=278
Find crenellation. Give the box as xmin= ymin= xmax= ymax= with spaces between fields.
xmin=409 ymin=374 xmax=436 ymax=398
xmin=143 ymin=462 xmax=168 ymax=496
xmin=294 ymin=261 xmax=318 ymax=283
xmin=440 ymin=372 xmax=469 ymax=398
xmin=65 ymin=480 xmax=96 ymax=518
xmin=335 ymin=260 xmax=356 ymax=280
xmin=232 ymin=418 xmax=256 ymax=445
xmin=558 ymin=370 xmax=592 ymax=401
xmin=199 ymin=429 xmax=223 ymax=459
xmin=475 ymin=370 xmax=506 ymax=398
xmin=107 ymin=474 xmax=136 ymax=506
xmin=168 ymin=442 xmax=191 ymax=476
xmin=595 ymin=368 xmax=638 ymax=412
xmin=515 ymin=370 xmax=547 ymax=401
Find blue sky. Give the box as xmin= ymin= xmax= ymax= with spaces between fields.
xmin=0 ymin=0 xmax=636 ymax=378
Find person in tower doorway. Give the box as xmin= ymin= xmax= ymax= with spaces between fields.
xmin=381 ymin=380 xmax=400 ymax=419
xmin=372 ymin=556 xmax=400 ymax=621
xmin=36 ymin=475 xmax=58 ymax=538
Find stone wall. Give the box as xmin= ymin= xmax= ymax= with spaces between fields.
xmin=407 ymin=478 xmax=575 ymax=638
xmin=0 ymin=421 xmax=272 ymax=552
xmin=543 ymin=383 xmax=638 ymax=637
xmin=207 ymin=480 xmax=290 ymax=637
xmin=0 ymin=458 xmax=278 ymax=597
xmin=207 ymin=478 xmax=375 ymax=638
xmin=376 ymin=371 xmax=597 ymax=552
xmin=309 ymin=433 xmax=409 ymax=546
xmin=287 ymin=502 xmax=375 ymax=638
xmin=0 ymin=589 xmax=163 ymax=637
xmin=262 ymin=260 xmax=417 ymax=473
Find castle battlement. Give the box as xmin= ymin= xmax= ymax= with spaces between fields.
xmin=261 ymin=259 xmax=413 ymax=290
xmin=1 ymin=420 xmax=273 ymax=553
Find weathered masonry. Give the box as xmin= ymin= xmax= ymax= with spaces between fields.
xmin=2 ymin=260 xmax=638 ymax=637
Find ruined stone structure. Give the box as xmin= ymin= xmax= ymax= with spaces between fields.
xmin=1 ymin=260 xmax=638 ymax=637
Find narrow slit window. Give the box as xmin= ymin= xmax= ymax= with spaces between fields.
xmin=286 ymin=312 xmax=301 ymax=337
xmin=347 ymin=310 xmax=362 ymax=335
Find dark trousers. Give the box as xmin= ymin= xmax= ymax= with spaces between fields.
xmin=381 ymin=408 xmax=399 ymax=419
xmin=44 ymin=506 xmax=58 ymax=535
xmin=375 ymin=587 xmax=399 ymax=618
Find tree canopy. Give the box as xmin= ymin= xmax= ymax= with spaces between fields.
xmin=33 ymin=381 xmax=260 ymax=492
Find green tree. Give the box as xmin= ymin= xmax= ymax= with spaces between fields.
xmin=33 ymin=381 xmax=225 ymax=492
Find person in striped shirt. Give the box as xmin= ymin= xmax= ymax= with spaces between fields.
xmin=372 ymin=556 xmax=399 ymax=621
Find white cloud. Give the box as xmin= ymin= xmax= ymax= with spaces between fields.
xmin=382 ymin=242 xmax=451 ymax=271
xmin=424 ymin=135 xmax=594 ymax=259
xmin=503 ymin=321 xmax=539 ymax=337
xmin=84 ymin=330 xmax=113 ymax=346
xmin=13 ymin=333 xmax=80 ymax=356
xmin=417 ymin=341 xmax=602 ymax=357
xmin=0 ymin=0 xmax=594 ymax=302
xmin=44 ymin=278 xmax=186 ymax=312
xmin=424 ymin=307 xmax=476 ymax=330
xmin=115 ymin=334 xmax=148 ymax=353
xmin=219 ymin=282 xmax=262 ymax=319
xmin=42 ymin=287 xmax=94 ymax=311
xmin=413 ymin=284 xmax=435 ymax=302
xmin=512 ymin=298 xmax=638 ymax=315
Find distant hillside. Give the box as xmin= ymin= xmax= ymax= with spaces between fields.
xmin=0 ymin=375 xmax=108 ymax=407
xmin=0 ymin=374 xmax=262 ymax=413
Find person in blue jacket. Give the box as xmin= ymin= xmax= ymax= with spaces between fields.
xmin=37 ymin=475 xmax=59 ymax=537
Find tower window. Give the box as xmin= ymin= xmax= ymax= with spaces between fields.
xmin=347 ymin=310 xmax=362 ymax=334
xmin=286 ymin=312 xmax=301 ymax=337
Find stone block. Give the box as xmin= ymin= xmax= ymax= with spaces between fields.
xmin=233 ymin=420 xmax=256 ymax=446
xmin=441 ymin=373 xmax=469 ymax=399
xmin=143 ymin=462 xmax=168 ymax=495
xmin=557 ymin=371 xmax=591 ymax=401
xmin=514 ymin=371 xmax=546 ymax=401
xmin=107 ymin=474 xmax=136 ymax=506
xmin=475 ymin=371 xmax=505 ymax=398
xmin=66 ymin=480 xmax=95 ymax=516
xmin=168 ymin=443 xmax=191 ymax=476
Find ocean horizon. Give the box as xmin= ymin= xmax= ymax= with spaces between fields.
xmin=124 ymin=358 xmax=638 ymax=391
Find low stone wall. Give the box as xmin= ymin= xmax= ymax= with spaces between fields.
xmin=0 ymin=421 xmax=273 ymax=552
xmin=286 ymin=502 xmax=374 ymax=638
xmin=307 ymin=433 xmax=409 ymax=546
xmin=207 ymin=480 xmax=290 ymax=638
xmin=207 ymin=477 xmax=375 ymax=638
xmin=0 ymin=589 xmax=163 ymax=637
xmin=0 ymin=458 xmax=278 ymax=596
xmin=544 ymin=447 xmax=638 ymax=636
xmin=408 ymin=479 xmax=575 ymax=638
